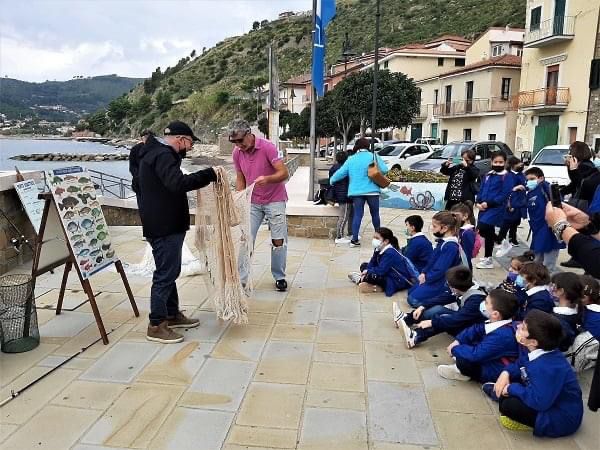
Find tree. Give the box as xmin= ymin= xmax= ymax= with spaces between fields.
xmin=260 ymin=19 xmax=269 ymax=28
xmin=252 ymin=21 xmax=260 ymax=30
xmin=258 ymin=117 xmax=269 ymax=137
xmin=155 ymin=90 xmax=172 ymax=113
xmin=132 ymin=94 xmax=152 ymax=116
xmin=107 ymin=96 xmax=131 ymax=124
xmin=190 ymin=49 xmax=196 ymax=58
xmin=86 ymin=110 xmax=109 ymax=135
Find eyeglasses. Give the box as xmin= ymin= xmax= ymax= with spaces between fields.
xmin=229 ymin=130 xmax=249 ymax=144
xmin=179 ymin=136 xmax=193 ymax=146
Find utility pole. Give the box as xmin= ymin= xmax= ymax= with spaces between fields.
xmin=370 ymin=0 xmax=381 ymax=151
xmin=308 ymin=0 xmax=317 ymax=201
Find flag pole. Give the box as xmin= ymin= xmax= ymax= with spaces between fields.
xmin=370 ymin=0 xmax=381 ymax=152
xmin=308 ymin=0 xmax=317 ymax=201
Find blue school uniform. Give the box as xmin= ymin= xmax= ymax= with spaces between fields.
xmin=365 ymin=245 xmax=419 ymax=297
xmin=477 ymin=170 xmax=514 ymax=225
xmin=458 ymin=225 xmax=476 ymax=270
xmin=408 ymin=237 xmax=462 ymax=307
xmin=553 ymin=306 xmax=580 ymax=352
xmin=452 ymin=320 xmax=519 ymax=383
xmin=583 ymin=304 xmax=600 ymax=339
xmin=502 ymin=171 xmax=527 ymax=224
xmin=402 ymin=233 xmax=433 ymax=273
xmin=431 ymin=286 xmax=486 ymax=335
xmin=526 ymin=181 xmax=565 ymax=253
xmin=517 ymin=286 xmax=555 ymax=320
xmin=505 ymin=349 xmax=583 ymax=437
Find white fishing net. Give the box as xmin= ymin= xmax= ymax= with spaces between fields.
xmin=195 ymin=167 xmax=254 ymax=324
xmin=118 ymin=242 xmax=203 ymax=278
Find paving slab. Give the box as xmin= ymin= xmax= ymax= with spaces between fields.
xmin=316 ymin=319 xmax=362 ymax=353
xmin=236 ymin=382 xmax=305 ymax=429
xmin=227 ymin=425 xmax=298 ymax=449
xmin=310 ymin=362 xmax=365 ymax=392
xmin=255 ymin=341 xmax=313 ymax=384
xmin=211 ymin=324 xmax=271 ymax=361
xmin=298 ymin=407 xmax=367 ymax=450
xmin=38 ymin=311 xmax=96 ymax=338
xmin=432 ymin=411 xmax=508 ymax=450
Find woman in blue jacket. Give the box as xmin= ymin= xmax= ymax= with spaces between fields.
xmin=493 ymin=310 xmax=583 ymax=437
xmin=330 ymin=138 xmax=388 ymax=248
xmin=476 ymin=151 xmax=514 ymax=269
xmin=354 ymin=227 xmax=419 ymax=297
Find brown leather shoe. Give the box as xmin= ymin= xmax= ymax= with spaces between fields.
xmin=166 ymin=311 xmax=200 ymax=329
xmin=146 ymin=321 xmax=184 ymax=344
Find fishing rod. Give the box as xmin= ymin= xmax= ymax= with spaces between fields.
xmin=0 ymin=205 xmax=35 ymax=253
xmin=0 ymin=328 xmax=115 ymax=408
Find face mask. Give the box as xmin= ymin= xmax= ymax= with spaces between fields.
xmin=594 ymin=159 xmax=600 ymax=168
xmin=514 ymin=165 xmax=524 ymax=172
xmin=432 ymin=231 xmax=445 ymax=238
xmin=515 ymin=275 xmax=526 ymax=288
xmin=479 ymin=301 xmax=491 ymax=319
xmin=404 ymin=229 xmax=411 ymax=237
xmin=526 ymin=179 xmax=538 ymax=190
xmin=372 ymin=238 xmax=382 ymax=249
xmin=507 ymin=271 xmax=518 ymax=283
xmin=491 ymin=165 xmax=504 ymax=172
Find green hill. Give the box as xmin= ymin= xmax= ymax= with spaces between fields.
xmin=0 ymin=75 xmax=144 ymax=121
xmin=99 ymin=0 xmax=525 ymax=138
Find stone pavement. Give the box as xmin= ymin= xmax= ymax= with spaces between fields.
xmin=0 ymin=209 xmax=597 ymax=450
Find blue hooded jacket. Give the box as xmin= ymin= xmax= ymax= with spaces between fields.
xmin=402 ymin=233 xmax=433 ymax=273
xmin=477 ymin=170 xmax=514 ymax=225
xmin=526 ymin=181 xmax=565 ymax=253
xmin=330 ymin=150 xmax=388 ymax=197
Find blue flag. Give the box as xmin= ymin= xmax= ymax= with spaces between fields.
xmin=312 ymin=0 xmax=336 ymax=98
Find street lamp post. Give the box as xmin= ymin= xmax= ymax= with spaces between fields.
xmin=370 ymin=0 xmax=381 ymax=151
xmin=340 ymin=32 xmax=356 ymax=78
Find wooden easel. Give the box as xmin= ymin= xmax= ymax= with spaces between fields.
xmin=31 ymin=193 xmax=139 ymax=344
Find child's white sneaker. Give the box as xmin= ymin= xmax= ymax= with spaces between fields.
xmin=495 ymin=239 xmax=513 ymax=258
xmin=348 ymin=272 xmax=362 ymax=284
xmin=392 ymin=302 xmax=404 ymax=328
xmin=437 ymin=364 xmax=470 ymax=381
xmin=476 ymin=257 xmax=494 ymax=269
xmin=396 ymin=310 xmax=417 ymax=349
xmin=335 ymin=237 xmax=351 ymax=244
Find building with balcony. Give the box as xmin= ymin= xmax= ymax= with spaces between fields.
xmin=413 ymin=28 xmax=523 ymax=145
xmin=280 ymin=74 xmax=311 ymax=113
xmin=516 ymin=0 xmax=600 ymax=155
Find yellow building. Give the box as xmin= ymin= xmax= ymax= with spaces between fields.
xmin=414 ymin=28 xmax=524 ymax=146
xmin=516 ymin=0 xmax=600 ymax=155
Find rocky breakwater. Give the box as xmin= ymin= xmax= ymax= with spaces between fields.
xmin=10 ymin=153 xmax=128 ymax=162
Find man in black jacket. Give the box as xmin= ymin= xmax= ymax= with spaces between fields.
xmin=138 ymin=121 xmax=217 ymax=343
xmin=129 ymin=129 xmax=153 ymax=195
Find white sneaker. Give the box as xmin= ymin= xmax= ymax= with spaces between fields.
xmin=495 ymin=239 xmax=512 ymax=258
xmin=396 ymin=311 xmax=417 ymax=349
xmin=335 ymin=237 xmax=351 ymax=244
xmin=392 ymin=302 xmax=404 ymax=328
xmin=476 ymin=257 xmax=494 ymax=269
xmin=437 ymin=364 xmax=470 ymax=381
xmin=347 ymin=235 xmax=362 ymax=241
xmin=348 ymin=272 xmax=362 ymax=284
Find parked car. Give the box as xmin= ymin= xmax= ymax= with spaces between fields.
xmin=415 ymin=137 xmax=443 ymax=150
xmin=409 ymin=140 xmax=513 ymax=173
xmin=375 ymin=139 xmax=411 ymax=149
xmin=378 ymin=143 xmax=433 ymax=170
xmin=524 ymin=145 xmax=570 ymax=185
xmin=346 ymin=137 xmax=381 ymax=151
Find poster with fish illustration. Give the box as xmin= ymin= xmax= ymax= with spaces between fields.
xmin=47 ymin=167 xmax=116 ymax=279
xmin=380 ymin=182 xmax=446 ymax=211
xmin=14 ymin=179 xmax=45 ymax=233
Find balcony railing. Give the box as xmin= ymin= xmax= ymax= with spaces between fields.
xmin=518 ymin=87 xmax=570 ymax=109
xmin=525 ymin=16 xmax=575 ymax=47
xmin=416 ymin=104 xmax=429 ymax=120
xmin=433 ymin=97 xmax=518 ymax=118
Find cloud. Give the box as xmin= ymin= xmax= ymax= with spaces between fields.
xmin=0 ymin=0 xmax=311 ymax=82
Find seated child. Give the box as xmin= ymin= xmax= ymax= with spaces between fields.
xmin=348 ymin=227 xmax=418 ymax=297
xmin=550 ymin=272 xmax=583 ymax=352
xmin=406 ymin=211 xmax=464 ymax=309
xmin=505 ymin=251 xmax=535 ymax=284
xmin=401 ymin=215 xmax=433 ymax=273
xmin=394 ymin=265 xmax=487 ymax=348
xmin=437 ymin=288 xmax=519 ymax=382
xmin=451 ymin=203 xmax=478 ymax=270
xmin=514 ymin=262 xmax=554 ymax=320
xmin=579 ymin=275 xmax=600 ymax=412
xmin=492 ymin=310 xmax=583 ymax=437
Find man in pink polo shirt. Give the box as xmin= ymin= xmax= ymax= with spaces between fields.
xmin=229 ymin=119 xmax=290 ymax=291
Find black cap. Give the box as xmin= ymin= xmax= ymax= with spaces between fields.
xmin=164 ymin=121 xmax=199 ymax=141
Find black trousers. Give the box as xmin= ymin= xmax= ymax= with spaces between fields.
xmin=456 ymin=357 xmax=483 ymax=382
xmin=499 ymin=396 xmax=538 ymax=427
xmin=359 ymin=262 xmax=386 ymax=288
xmin=477 ymin=222 xmax=496 ymax=258
xmin=498 ymin=220 xmax=520 ymax=244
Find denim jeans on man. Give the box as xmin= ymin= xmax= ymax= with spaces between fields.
xmin=240 ymin=201 xmax=287 ymax=284
xmin=351 ymin=195 xmax=380 ymax=242
xmin=147 ymin=232 xmax=185 ymax=325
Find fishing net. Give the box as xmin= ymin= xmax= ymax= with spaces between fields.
xmin=195 ymin=167 xmax=254 ymax=324
xmin=118 ymin=242 xmax=203 ymax=278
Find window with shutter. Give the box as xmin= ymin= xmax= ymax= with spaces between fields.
xmin=590 ymin=59 xmax=600 ymax=89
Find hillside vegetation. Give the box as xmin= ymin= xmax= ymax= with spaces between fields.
xmin=0 ymin=75 xmax=143 ymax=121
xmin=95 ymin=0 xmax=525 ymax=139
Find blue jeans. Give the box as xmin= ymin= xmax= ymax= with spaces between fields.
xmin=351 ymin=195 xmax=380 ymax=242
xmin=147 ymin=232 xmax=185 ymax=326
xmin=241 ymin=201 xmax=287 ymax=284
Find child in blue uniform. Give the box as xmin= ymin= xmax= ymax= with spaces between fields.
xmin=550 ymin=272 xmax=583 ymax=351
xmin=350 ymin=227 xmax=419 ymax=297
xmin=395 ymin=265 xmax=487 ymax=348
xmin=581 ymin=275 xmax=600 ymax=339
xmin=476 ymin=151 xmax=514 ymax=269
xmin=518 ymin=167 xmax=565 ymax=273
xmin=492 ymin=310 xmax=583 ymax=437
xmin=496 ymin=156 xmax=527 ymax=256
xmin=401 ymin=215 xmax=433 ymax=273
xmin=505 ymin=251 xmax=536 ymax=284
xmin=438 ymin=288 xmax=520 ymax=382
xmin=406 ymin=211 xmax=464 ymax=311
xmin=451 ymin=203 xmax=478 ymax=270
xmin=515 ymin=262 xmax=554 ymax=320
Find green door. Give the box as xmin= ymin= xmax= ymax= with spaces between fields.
xmin=431 ymin=123 xmax=438 ymax=138
xmin=533 ymin=116 xmax=559 ymax=156
xmin=410 ymin=123 xmax=423 ymax=142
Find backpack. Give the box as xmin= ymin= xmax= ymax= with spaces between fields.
xmin=565 ymin=331 xmax=598 ymax=372
xmin=442 ymin=240 xmax=469 ymax=268
xmin=472 ymin=231 xmax=483 ymax=258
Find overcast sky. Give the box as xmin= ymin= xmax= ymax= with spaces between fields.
xmin=0 ymin=0 xmax=311 ymax=82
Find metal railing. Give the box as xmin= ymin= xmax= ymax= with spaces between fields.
xmin=88 ymin=169 xmax=135 ymax=199
xmin=526 ymin=15 xmax=575 ymax=44
xmin=433 ymin=96 xmax=518 ymax=117
xmin=416 ymin=104 xmax=429 ymax=119
xmin=518 ymin=87 xmax=570 ymax=109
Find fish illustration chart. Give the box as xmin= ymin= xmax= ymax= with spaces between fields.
xmin=47 ymin=167 xmax=117 ymax=279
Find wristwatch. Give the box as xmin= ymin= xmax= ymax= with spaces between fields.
xmin=552 ymin=220 xmax=571 ymax=242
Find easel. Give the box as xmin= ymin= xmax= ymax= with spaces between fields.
xmin=31 ymin=193 xmax=139 ymax=344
